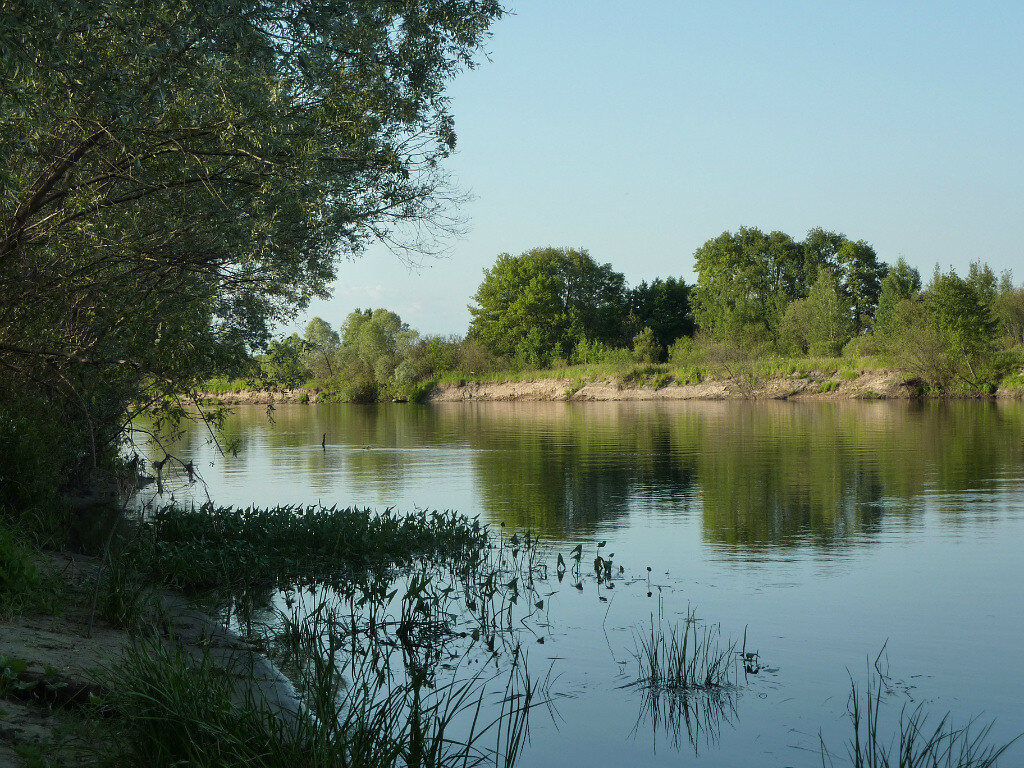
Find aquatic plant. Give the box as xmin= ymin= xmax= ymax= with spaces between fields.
xmin=103 ymin=631 xmax=538 ymax=768
xmin=822 ymin=653 xmax=1022 ymax=768
xmin=631 ymin=603 xmax=738 ymax=692
xmin=127 ymin=503 xmax=490 ymax=594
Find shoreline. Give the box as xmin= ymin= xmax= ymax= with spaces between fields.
xmin=199 ymin=370 xmax=1023 ymax=405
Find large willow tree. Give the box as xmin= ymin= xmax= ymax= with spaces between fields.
xmin=0 ymin=0 xmax=502 ymax=509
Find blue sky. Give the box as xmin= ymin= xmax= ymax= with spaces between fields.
xmin=293 ymin=0 xmax=1024 ymax=336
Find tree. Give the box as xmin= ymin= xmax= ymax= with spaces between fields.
xmin=338 ymin=309 xmax=417 ymax=396
xmin=926 ymin=269 xmax=998 ymax=384
xmin=802 ymin=228 xmax=846 ymax=291
xmin=0 ymin=0 xmax=503 ymax=501
xmin=995 ymin=272 xmax=1024 ymax=346
xmin=467 ymin=248 xmax=627 ymax=361
xmin=626 ymin=277 xmax=693 ymax=351
xmin=837 ymin=240 xmax=885 ymax=333
xmin=804 ymin=271 xmax=853 ymax=356
xmin=690 ymin=227 xmax=801 ymax=344
xmin=261 ymin=335 xmax=310 ymax=389
xmin=302 ymin=318 xmax=340 ymax=380
xmin=874 ymin=258 xmax=922 ymax=339
xmin=778 ymin=298 xmax=813 ymax=355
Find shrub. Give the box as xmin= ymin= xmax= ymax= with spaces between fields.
xmin=632 ymin=327 xmax=663 ymax=363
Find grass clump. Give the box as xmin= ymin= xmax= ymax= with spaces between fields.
xmin=0 ymin=523 xmax=61 ymax=618
xmin=102 ymin=631 xmax=536 ymax=768
xmin=632 ymin=604 xmax=738 ymax=692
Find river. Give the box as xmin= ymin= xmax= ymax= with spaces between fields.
xmin=137 ymin=400 xmax=1024 ymax=766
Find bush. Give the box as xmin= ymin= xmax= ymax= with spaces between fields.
xmin=632 ymin=327 xmax=663 ymax=363
xmin=0 ymin=397 xmax=79 ymax=542
xmin=667 ymin=336 xmax=699 ymax=365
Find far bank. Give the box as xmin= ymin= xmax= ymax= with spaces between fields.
xmin=199 ymin=367 xmax=1024 ymax=405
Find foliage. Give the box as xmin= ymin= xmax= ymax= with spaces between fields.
xmin=874 ymin=258 xmax=922 ymax=339
xmin=995 ymin=272 xmax=1024 ymax=346
xmin=690 ymin=227 xmax=801 ymax=343
xmin=125 ymin=503 xmax=488 ymax=594
xmin=0 ymin=524 xmax=60 ymax=618
xmin=468 ymin=247 xmax=627 ymax=361
xmin=632 ymin=327 xmax=663 ymax=364
xmin=804 ymin=271 xmax=854 ymax=356
xmin=837 ymin=239 xmax=885 ymax=333
xmin=926 ymin=268 xmax=998 ymax=387
xmin=260 ymin=335 xmax=310 ymax=389
xmin=302 ymin=317 xmax=340 ymax=381
xmin=626 ymin=277 xmax=693 ymax=350
xmin=0 ymin=0 xmax=504 ymax=522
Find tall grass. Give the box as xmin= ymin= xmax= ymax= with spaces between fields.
xmin=103 ymin=628 xmax=537 ymax=768
xmin=631 ymin=604 xmax=738 ymax=692
xmin=822 ymin=656 xmax=1022 ymax=768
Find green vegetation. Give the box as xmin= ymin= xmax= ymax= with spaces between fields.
xmin=822 ymin=656 xmax=1021 ymax=768
xmin=631 ymin=604 xmax=738 ymax=691
xmin=237 ymin=231 xmax=1022 ymax=401
xmin=126 ymin=504 xmax=487 ymax=594
xmin=1 ymin=0 xmax=505 ymax=540
xmin=102 ymin=633 xmax=534 ymax=768
xmin=0 ymin=524 xmax=60 ymax=619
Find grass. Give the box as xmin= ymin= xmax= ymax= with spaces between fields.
xmin=822 ymin=653 xmax=1022 ymax=768
xmin=0 ymin=523 xmax=61 ymax=619
xmin=631 ymin=604 xmax=738 ymax=692
xmin=99 ymin=612 xmax=538 ymax=768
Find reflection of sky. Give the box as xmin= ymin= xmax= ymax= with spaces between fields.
xmin=134 ymin=401 xmax=1024 ymax=766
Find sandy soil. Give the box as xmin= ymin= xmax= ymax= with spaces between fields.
xmin=428 ymin=370 xmax=911 ymax=402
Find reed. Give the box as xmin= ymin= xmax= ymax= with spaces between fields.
xmin=631 ymin=603 xmax=738 ymax=691
xmin=822 ymin=656 xmax=1021 ymax=768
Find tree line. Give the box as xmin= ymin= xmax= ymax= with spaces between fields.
xmin=247 ymin=234 xmax=1024 ymax=399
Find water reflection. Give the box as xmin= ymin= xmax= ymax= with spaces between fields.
xmin=136 ymin=400 xmax=1024 ymax=554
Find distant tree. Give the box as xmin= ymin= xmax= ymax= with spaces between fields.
xmin=690 ymin=228 xmax=802 ymax=344
xmin=874 ymin=258 xmax=922 ymax=339
xmin=468 ymin=248 xmax=627 ymax=361
xmin=261 ymin=335 xmax=309 ymax=388
xmin=302 ymin=317 xmax=340 ymax=380
xmin=926 ymin=269 xmax=998 ymax=384
xmin=995 ymin=272 xmax=1024 ymax=346
xmin=340 ymin=309 xmax=417 ymax=391
xmin=631 ymin=327 xmax=662 ymax=363
xmin=837 ymin=240 xmax=885 ymax=333
xmin=778 ymin=298 xmax=813 ymax=355
xmin=627 ymin=277 xmax=693 ymax=351
xmin=802 ymin=228 xmax=846 ymax=290
xmin=966 ymin=261 xmax=999 ymax=316
xmin=804 ymin=271 xmax=853 ymax=356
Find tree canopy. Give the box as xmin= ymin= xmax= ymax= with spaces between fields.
xmin=467 ymin=247 xmax=627 ymax=362
xmin=0 ymin=0 xmax=504 ymax=507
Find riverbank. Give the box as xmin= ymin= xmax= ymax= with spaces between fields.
xmin=199 ymin=367 xmax=1024 ymax=404
xmin=0 ymin=550 xmax=306 ymax=767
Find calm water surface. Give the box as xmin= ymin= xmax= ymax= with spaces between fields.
xmin=139 ymin=401 xmax=1024 ymax=766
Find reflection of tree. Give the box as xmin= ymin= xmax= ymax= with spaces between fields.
xmin=693 ymin=401 xmax=1024 ymax=549
xmin=136 ymin=400 xmax=1024 ymax=556
xmin=452 ymin=404 xmax=698 ymax=536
